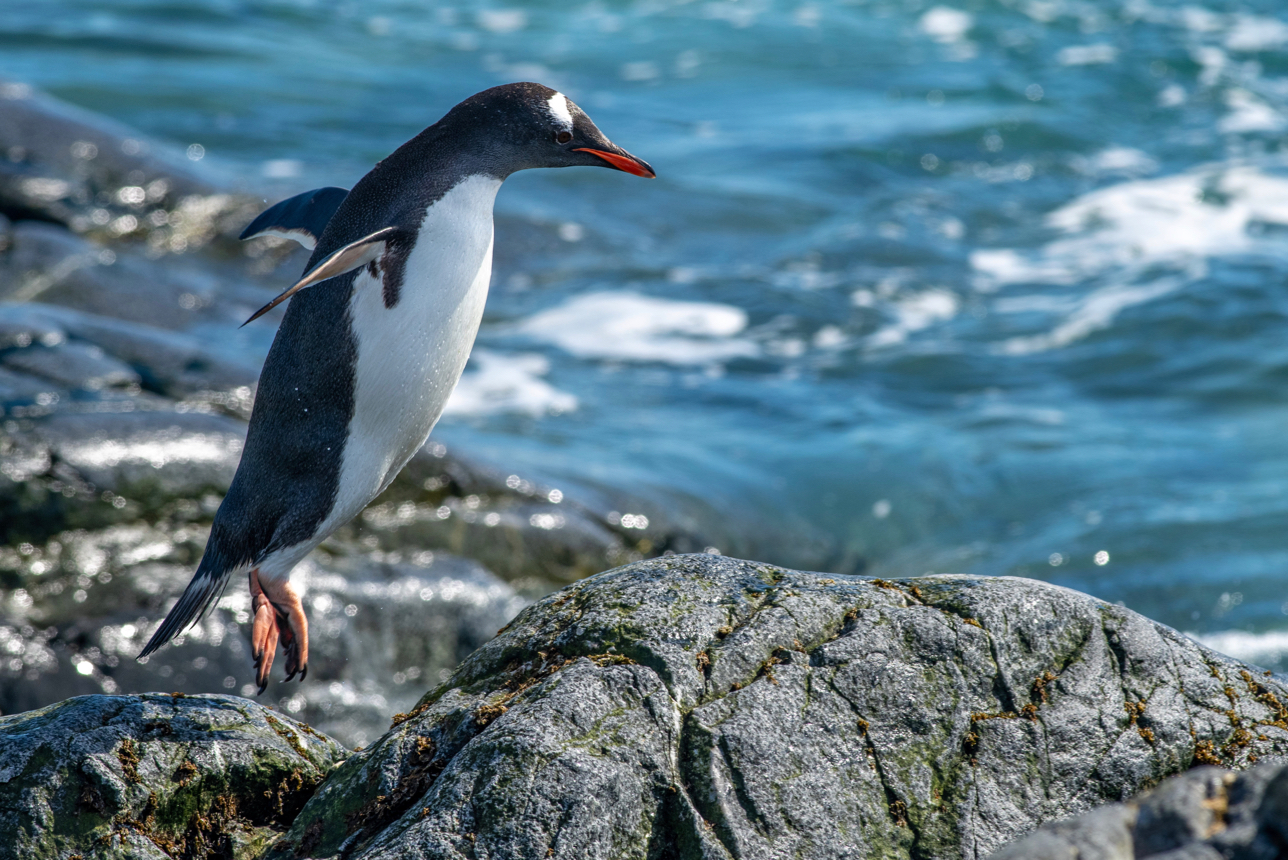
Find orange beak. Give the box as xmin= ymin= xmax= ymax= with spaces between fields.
xmin=574 ymin=148 xmax=656 ymax=178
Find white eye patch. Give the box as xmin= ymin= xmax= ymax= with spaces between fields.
xmin=546 ymin=92 xmax=574 ymax=131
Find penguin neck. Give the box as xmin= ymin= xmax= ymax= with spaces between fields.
xmin=389 ymin=127 xmax=514 ymax=196
xmin=332 ymin=137 xmax=504 ymax=248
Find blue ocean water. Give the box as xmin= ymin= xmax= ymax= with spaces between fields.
xmin=4 ymin=0 xmax=1288 ymax=664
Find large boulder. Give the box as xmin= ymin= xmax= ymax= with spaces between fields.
xmin=0 ymin=692 xmax=346 ymax=860
xmin=269 ymin=555 xmax=1288 ymax=860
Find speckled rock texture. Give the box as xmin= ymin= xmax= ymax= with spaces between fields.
xmin=988 ymin=762 xmax=1288 ymax=860
xmin=266 ymin=555 xmax=1288 ymax=860
xmin=0 ymin=692 xmax=346 ymax=860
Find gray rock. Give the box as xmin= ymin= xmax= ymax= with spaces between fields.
xmin=63 ymin=311 xmax=257 ymax=400
xmin=0 ymin=301 xmax=259 ymax=401
xmin=0 ymin=303 xmax=259 ymax=429
xmin=0 ymin=366 xmax=60 ymax=404
xmin=135 ymin=551 xmax=529 ymax=749
xmin=357 ymin=491 xmax=632 ymax=590
xmin=0 ymin=78 xmax=262 ymax=252
xmin=0 ymin=692 xmax=346 ymax=860
xmin=0 ymin=79 xmax=212 ymax=198
xmin=2 ymin=340 xmax=141 ymax=391
xmin=0 ymin=300 xmax=66 ymax=350
xmin=363 ymin=443 xmax=719 ymax=592
xmin=30 ymin=407 xmax=245 ymax=498
xmin=269 ymin=555 xmax=1288 ymax=860
xmin=0 ymin=221 xmax=222 ymax=328
xmin=989 ymin=762 xmax=1288 ymax=859
xmin=0 ymin=405 xmax=244 ymax=546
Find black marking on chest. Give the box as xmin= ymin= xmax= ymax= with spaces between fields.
xmin=378 ymin=233 xmax=416 ymax=309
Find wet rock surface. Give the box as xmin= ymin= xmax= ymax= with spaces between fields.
xmin=0 ymin=79 xmax=257 ymax=252
xmin=988 ymin=762 xmax=1288 ymax=860
xmin=270 ymin=555 xmax=1288 ymax=860
xmin=0 ymin=692 xmax=346 ymax=860
xmin=0 ymin=524 xmax=528 ymax=748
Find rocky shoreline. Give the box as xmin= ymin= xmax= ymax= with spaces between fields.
xmin=6 ymin=555 xmax=1288 ymax=859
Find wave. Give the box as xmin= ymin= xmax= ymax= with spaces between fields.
xmin=444 ymin=349 xmax=577 ymax=418
xmin=517 ymin=291 xmax=759 ymax=365
xmin=1190 ymin=629 xmax=1288 ymax=669
xmin=977 ymin=163 xmax=1288 ymax=353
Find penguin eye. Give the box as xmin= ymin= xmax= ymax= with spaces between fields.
xmin=556 ymin=131 xmax=573 ymax=144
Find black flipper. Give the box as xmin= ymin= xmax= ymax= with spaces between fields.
xmin=240 ymin=226 xmax=409 ymax=326
xmin=239 ymin=186 xmax=349 ymax=250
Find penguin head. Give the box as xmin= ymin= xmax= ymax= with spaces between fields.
xmin=440 ymin=82 xmax=655 ymax=179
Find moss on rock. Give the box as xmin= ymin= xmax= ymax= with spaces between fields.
xmin=0 ymin=693 xmax=345 ymax=860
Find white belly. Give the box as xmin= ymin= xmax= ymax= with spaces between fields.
xmin=319 ymin=174 xmax=502 ymax=534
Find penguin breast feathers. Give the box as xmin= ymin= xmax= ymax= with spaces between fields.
xmin=322 ymin=174 xmax=503 ymax=529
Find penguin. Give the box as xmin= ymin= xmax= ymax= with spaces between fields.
xmin=139 ymin=82 xmax=654 ymax=692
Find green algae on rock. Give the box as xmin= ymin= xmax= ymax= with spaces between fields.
xmin=271 ymin=555 xmax=1288 ymax=860
xmin=0 ymin=693 xmax=345 ymax=860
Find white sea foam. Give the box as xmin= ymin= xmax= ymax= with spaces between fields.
xmin=997 ymin=279 xmax=1180 ymax=355
xmin=1073 ymin=146 xmax=1158 ymax=177
xmin=1190 ymin=629 xmax=1288 ymax=668
xmin=443 ymin=349 xmax=577 ymax=417
xmin=1224 ymin=14 xmax=1288 ymax=52
xmin=1219 ymin=88 xmax=1284 ymax=134
xmin=867 ymin=288 xmax=960 ymax=348
xmin=1057 ymin=44 xmax=1118 ymax=66
xmin=476 ymin=9 xmax=526 ymax=33
xmin=978 ymin=165 xmax=1288 ymax=288
xmin=517 ymin=291 xmax=759 ymax=365
xmin=919 ymin=7 xmax=972 ymax=43
xmin=978 ymin=164 xmax=1288 ymax=353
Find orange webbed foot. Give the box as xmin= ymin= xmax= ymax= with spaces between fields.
xmin=248 ymin=569 xmax=309 ymax=694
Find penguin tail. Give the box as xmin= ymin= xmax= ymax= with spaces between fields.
xmin=138 ymin=550 xmax=238 ymax=660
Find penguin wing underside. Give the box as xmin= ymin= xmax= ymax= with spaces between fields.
xmin=239 ymin=186 xmax=350 ymax=250
xmin=242 ymin=226 xmax=407 ymax=326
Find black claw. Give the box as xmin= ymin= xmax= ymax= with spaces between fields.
xmin=256 ymin=680 xmax=267 ymax=696
xmin=299 ymin=665 xmax=307 ymax=682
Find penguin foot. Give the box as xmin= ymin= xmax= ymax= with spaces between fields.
xmin=249 ymin=569 xmax=310 ymax=694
